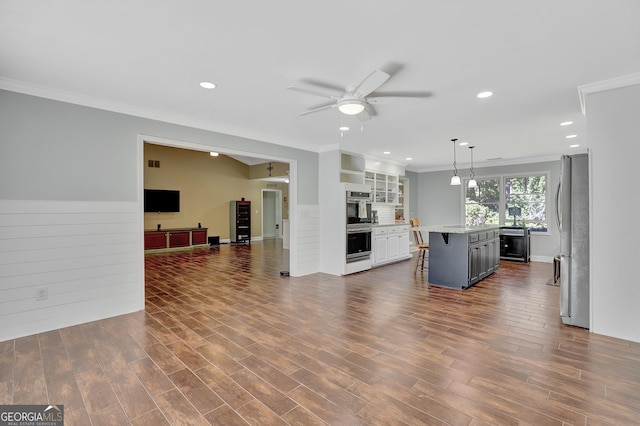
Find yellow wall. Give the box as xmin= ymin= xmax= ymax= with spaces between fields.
xmin=249 ymin=161 xmax=289 ymax=180
xmin=143 ymin=143 xmax=289 ymax=239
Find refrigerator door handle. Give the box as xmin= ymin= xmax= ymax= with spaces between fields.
xmin=560 ymin=254 xmax=571 ymax=320
xmin=555 ymin=181 xmax=561 ymax=232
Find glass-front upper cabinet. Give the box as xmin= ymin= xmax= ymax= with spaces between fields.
xmin=366 ymin=171 xmax=399 ymax=204
xmin=395 ymin=179 xmax=406 ymax=221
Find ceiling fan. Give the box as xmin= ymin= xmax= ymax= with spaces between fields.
xmin=287 ymin=69 xmax=430 ymax=121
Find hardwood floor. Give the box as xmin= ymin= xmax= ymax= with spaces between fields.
xmin=2 ymin=239 xmax=640 ymax=425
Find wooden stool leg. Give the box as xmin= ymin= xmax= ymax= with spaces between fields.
xmin=415 ymin=249 xmax=426 ymax=274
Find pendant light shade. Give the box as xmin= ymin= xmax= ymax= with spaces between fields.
xmin=468 ymin=146 xmax=477 ymax=188
xmin=450 ymin=138 xmax=461 ymax=186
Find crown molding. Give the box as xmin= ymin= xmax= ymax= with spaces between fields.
xmin=408 ymin=154 xmax=561 ymax=173
xmin=317 ymin=143 xmax=341 ymax=153
xmin=578 ymin=72 xmax=640 ymax=115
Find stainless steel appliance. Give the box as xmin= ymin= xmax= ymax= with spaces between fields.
xmin=346 ymin=223 xmax=372 ymax=263
xmin=346 ymin=191 xmax=372 ymax=224
xmin=555 ymin=153 xmax=589 ymax=328
xmin=345 ymin=190 xmax=372 ymax=263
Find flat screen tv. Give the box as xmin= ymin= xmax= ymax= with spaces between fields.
xmin=144 ymin=189 xmax=180 ymax=212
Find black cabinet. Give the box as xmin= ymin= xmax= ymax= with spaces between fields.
xmin=499 ymin=227 xmax=530 ymax=262
xmin=230 ymin=200 xmax=251 ymax=244
xmin=468 ymin=230 xmax=500 ymax=287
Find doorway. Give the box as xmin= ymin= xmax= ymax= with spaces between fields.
xmin=138 ymin=134 xmax=298 ymax=276
xmin=262 ymin=189 xmax=282 ymax=239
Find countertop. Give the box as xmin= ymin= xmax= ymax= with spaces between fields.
xmin=372 ymin=223 xmax=410 ymax=227
xmin=412 ymin=224 xmax=500 ymax=234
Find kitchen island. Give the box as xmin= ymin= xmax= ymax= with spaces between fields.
xmin=415 ymin=224 xmax=501 ymax=289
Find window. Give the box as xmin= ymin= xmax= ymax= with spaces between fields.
xmin=505 ymin=175 xmax=547 ymax=231
xmin=464 ymin=173 xmax=548 ymax=232
xmin=465 ymin=178 xmax=500 ymax=226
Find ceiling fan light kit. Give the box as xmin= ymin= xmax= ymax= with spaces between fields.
xmin=338 ymin=100 xmax=365 ymax=115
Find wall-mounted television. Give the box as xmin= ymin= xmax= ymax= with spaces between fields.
xmin=144 ymin=189 xmax=180 ymax=212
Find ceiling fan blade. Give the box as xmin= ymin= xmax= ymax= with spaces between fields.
xmin=353 ymin=69 xmax=391 ymax=98
xmin=287 ymin=86 xmax=341 ymax=100
xmin=298 ymin=103 xmax=336 ymax=116
xmin=367 ymin=92 xmax=432 ymax=104
xmin=299 ymin=78 xmax=345 ymax=94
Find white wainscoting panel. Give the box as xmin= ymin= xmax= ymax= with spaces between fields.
xmin=293 ymin=204 xmax=320 ymax=276
xmin=0 ymin=200 xmax=143 ymax=341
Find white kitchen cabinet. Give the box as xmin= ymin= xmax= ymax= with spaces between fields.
xmin=374 ymin=232 xmax=388 ymax=264
xmin=372 ymin=225 xmax=411 ymax=267
xmin=387 ymin=234 xmax=400 ymax=260
xmin=365 ymin=171 xmax=399 ymax=204
xmin=399 ymin=232 xmax=410 ymax=258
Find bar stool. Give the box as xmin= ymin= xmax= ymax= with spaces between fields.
xmin=409 ymin=218 xmax=428 ymax=274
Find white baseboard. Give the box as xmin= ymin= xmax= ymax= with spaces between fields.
xmin=531 ymin=255 xmax=554 ymax=263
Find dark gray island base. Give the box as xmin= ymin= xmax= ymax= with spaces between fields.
xmin=423 ymin=225 xmax=500 ymax=289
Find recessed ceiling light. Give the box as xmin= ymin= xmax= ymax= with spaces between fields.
xmin=560 ymin=121 xmax=573 ymax=126
xmin=459 ymin=141 xmax=469 ymax=146
xmin=210 ymin=152 xmax=219 ymax=156
xmin=339 ymin=126 xmax=350 ymax=131
xmin=383 ymin=151 xmax=391 ymax=155
xmin=566 ymin=134 xmax=577 ymax=139
xmin=405 ymin=157 xmax=412 ymax=161
xmin=477 ymin=91 xmax=493 ymax=98
xmin=570 ymin=144 xmax=580 ymax=148
xmin=200 ymin=81 xmax=216 ymax=89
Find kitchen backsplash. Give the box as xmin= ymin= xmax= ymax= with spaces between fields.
xmin=373 ymin=204 xmax=395 ymax=225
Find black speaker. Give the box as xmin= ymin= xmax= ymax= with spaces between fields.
xmin=208 ymin=236 xmax=220 ymax=246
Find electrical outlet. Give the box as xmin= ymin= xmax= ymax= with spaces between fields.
xmin=36 ymin=287 xmax=48 ymax=301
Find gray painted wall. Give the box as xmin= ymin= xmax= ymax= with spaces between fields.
xmin=411 ymin=160 xmax=562 ymax=260
xmin=0 ymin=90 xmax=319 ymax=204
xmin=404 ymin=170 xmax=420 ymax=220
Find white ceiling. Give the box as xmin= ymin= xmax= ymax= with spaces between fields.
xmin=1 ymin=1 xmax=639 ymax=171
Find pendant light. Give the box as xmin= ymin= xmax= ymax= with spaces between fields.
xmin=468 ymin=146 xmax=477 ymax=188
xmin=450 ymin=138 xmax=461 ymax=185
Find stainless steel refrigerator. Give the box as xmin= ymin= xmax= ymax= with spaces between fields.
xmin=555 ymin=153 xmax=589 ymax=328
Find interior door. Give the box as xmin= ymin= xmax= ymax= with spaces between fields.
xmin=262 ymin=189 xmax=281 ymax=239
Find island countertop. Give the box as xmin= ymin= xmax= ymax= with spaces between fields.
xmin=412 ymin=224 xmax=500 ymax=234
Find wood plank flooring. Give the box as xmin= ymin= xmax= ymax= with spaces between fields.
xmin=2 ymin=239 xmax=640 ymax=425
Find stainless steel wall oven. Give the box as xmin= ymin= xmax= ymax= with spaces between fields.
xmin=346 ymin=224 xmax=372 ymax=263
